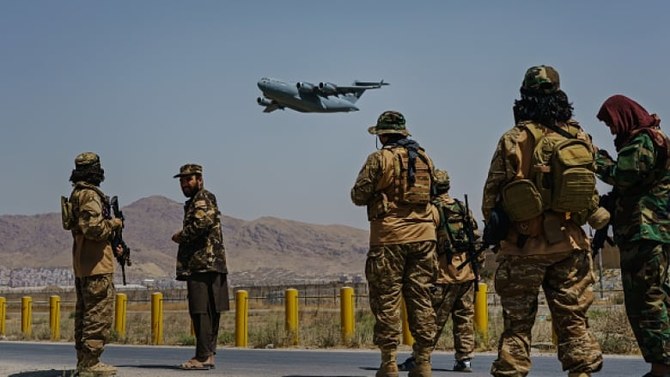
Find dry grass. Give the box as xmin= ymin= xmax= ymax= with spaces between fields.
xmin=0 ymin=296 xmax=640 ymax=355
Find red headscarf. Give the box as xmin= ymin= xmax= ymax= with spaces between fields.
xmin=597 ymin=94 xmax=662 ymax=150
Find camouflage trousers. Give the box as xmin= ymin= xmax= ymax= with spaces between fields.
xmin=432 ymin=281 xmax=475 ymax=361
xmin=366 ymin=241 xmax=437 ymax=351
xmin=74 ymin=273 xmax=115 ymax=367
xmin=620 ymin=240 xmax=670 ymax=365
xmin=491 ymin=251 xmax=602 ymax=377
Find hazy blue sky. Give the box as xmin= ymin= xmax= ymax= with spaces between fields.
xmin=2 ymin=1 xmax=669 ymax=230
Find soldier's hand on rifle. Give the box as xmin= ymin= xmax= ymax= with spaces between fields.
xmin=113 ymin=244 xmax=124 ymax=257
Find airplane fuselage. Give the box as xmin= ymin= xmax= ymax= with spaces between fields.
xmin=257 ymin=78 xmax=359 ymax=113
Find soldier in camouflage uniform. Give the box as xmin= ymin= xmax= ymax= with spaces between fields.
xmin=595 ymin=95 xmax=670 ymax=377
xmin=351 ymin=111 xmax=438 ymax=377
xmin=482 ymin=66 xmax=606 ymax=377
xmin=66 ymin=152 xmax=123 ymax=377
xmin=172 ymin=164 xmax=229 ymax=370
xmin=398 ymin=169 xmax=481 ymax=373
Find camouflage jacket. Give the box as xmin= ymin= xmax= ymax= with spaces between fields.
xmin=596 ymin=132 xmax=670 ymax=244
xmin=432 ymin=193 xmax=479 ymax=284
xmin=351 ymin=146 xmax=438 ymax=246
xmin=69 ymin=182 xmax=116 ymax=278
xmin=176 ymin=188 xmax=228 ymax=280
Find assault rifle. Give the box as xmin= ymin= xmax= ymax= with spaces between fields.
xmin=111 ymin=196 xmax=131 ymax=285
xmin=456 ymin=194 xmax=486 ymax=292
xmin=591 ymin=191 xmax=616 ymax=257
xmin=456 ymin=201 xmax=509 ymax=274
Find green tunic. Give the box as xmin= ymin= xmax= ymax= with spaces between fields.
xmin=596 ymin=132 xmax=670 ymax=244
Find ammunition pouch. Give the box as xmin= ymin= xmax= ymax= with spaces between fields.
xmin=502 ymin=179 xmax=543 ymax=222
xmin=60 ymin=196 xmax=75 ymax=230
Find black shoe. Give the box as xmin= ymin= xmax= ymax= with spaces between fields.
xmin=453 ymin=359 xmax=472 ymax=373
xmin=397 ymin=356 xmax=416 ymax=372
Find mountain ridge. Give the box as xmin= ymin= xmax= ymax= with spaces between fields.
xmin=0 ymin=195 xmax=369 ymax=285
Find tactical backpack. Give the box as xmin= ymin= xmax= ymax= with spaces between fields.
xmin=434 ymin=197 xmax=470 ymax=255
xmin=502 ymin=121 xmax=596 ymax=221
xmin=389 ymin=147 xmax=433 ymax=205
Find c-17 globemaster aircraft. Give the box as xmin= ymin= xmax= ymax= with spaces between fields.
xmin=256 ymin=77 xmax=389 ymax=113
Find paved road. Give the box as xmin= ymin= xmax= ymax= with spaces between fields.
xmin=0 ymin=341 xmax=648 ymax=377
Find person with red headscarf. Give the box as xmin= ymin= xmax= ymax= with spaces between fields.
xmin=596 ymin=94 xmax=670 ymax=377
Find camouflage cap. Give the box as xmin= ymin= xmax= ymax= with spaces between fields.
xmin=433 ymin=168 xmax=450 ymax=192
xmin=367 ymin=111 xmax=411 ymax=136
xmin=74 ymin=152 xmax=100 ymax=168
xmin=522 ymin=65 xmax=560 ymax=94
xmin=173 ymin=163 xmax=203 ymax=178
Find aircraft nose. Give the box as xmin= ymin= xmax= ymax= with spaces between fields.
xmin=257 ymin=78 xmax=269 ymax=90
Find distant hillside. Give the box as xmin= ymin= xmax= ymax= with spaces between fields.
xmin=0 ymin=196 xmax=369 ymax=284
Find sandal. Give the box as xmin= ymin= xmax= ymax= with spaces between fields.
xmin=179 ymin=358 xmax=211 ymax=370
xmin=203 ymin=355 xmax=215 ymax=369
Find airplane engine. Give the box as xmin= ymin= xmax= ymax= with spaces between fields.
xmin=296 ymin=82 xmax=316 ymax=93
xmin=257 ymin=97 xmax=274 ymax=106
xmin=318 ymin=82 xmax=338 ymax=94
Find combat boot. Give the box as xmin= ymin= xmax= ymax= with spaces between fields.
xmin=77 ymin=361 xmax=117 ymax=377
xmin=408 ymin=347 xmax=432 ymax=377
xmin=376 ymin=348 xmax=399 ymax=377
xmin=453 ymin=358 xmax=472 ymax=372
xmin=398 ymin=356 xmax=416 ymax=371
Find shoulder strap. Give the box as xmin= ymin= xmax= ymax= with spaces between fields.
xmin=521 ymin=121 xmax=578 ymax=142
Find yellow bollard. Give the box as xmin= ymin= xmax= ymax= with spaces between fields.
xmin=285 ymin=288 xmax=299 ymax=345
xmin=400 ymin=297 xmax=414 ymax=346
xmin=114 ymin=293 xmax=127 ymax=338
xmin=235 ymin=290 xmax=248 ymax=347
xmin=340 ymin=287 xmax=355 ymax=344
xmin=474 ymin=282 xmax=488 ymax=344
xmin=21 ymin=296 xmax=32 ymax=337
xmin=151 ymin=292 xmax=163 ymax=345
xmin=49 ymin=295 xmax=61 ymax=341
xmin=0 ymin=297 xmax=5 ymax=336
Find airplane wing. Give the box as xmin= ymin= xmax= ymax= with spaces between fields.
xmin=317 ymin=80 xmax=389 ymax=96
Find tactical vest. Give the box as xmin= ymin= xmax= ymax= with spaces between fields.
xmin=502 ymin=121 xmax=596 ymax=221
xmin=61 ymin=183 xmax=110 ymax=230
xmin=386 ymin=146 xmax=433 ymax=205
xmin=434 ymin=197 xmax=469 ymax=255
